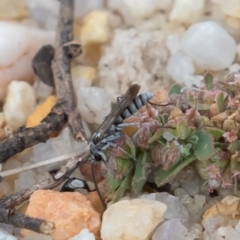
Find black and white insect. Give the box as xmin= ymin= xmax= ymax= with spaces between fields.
xmin=60 ymin=84 xmax=154 ymax=208
xmin=89 ymin=84 xmax=154 ymax=163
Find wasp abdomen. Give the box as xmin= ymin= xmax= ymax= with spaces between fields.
xmin=116 ymin=92 xmax=154 ymax=123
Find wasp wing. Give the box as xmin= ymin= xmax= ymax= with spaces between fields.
xmin=93 ymin=84 xmax=140 ymax=142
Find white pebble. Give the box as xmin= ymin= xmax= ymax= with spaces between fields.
xmin=20 ymin=232 xmax=52 ymax=240
xmin=0 ymin=23 xmax=30 ymax=67
xmin=77 ymin=87 xmax=111 ymax=124
xmin=167 ymin=51 xmax=195 ymax=84
xmin=0 ymin=22 xmax=54 ymax=101
xmin=170 ymin=0 xmax=205 ymax=24
xmin=235 ymin=220 xmax=240 ymax=233
xmin=228 ymin=63 xmax=240 ymax=73
xmin=3 ymin=81 xmax=36 ymax=130
xmin=32 ymin=140 xmax=58 ymax=163
xmin=213 ymin=0 xmax=240 ymax=19
xmin=69 ymin=228 xmax=95 ymax=240
xmin=123 ymin=0 xmax=161 ymax=19
xmin=152 ymin=218 xmax=187 ymax=240
xmin=14 ymin=170 xmax=36 ymax=191
xmin=0 ymin=224 xmax=13 ymax=235
xmin=181 ymin=21 xmax=237 ymax=70
xmin=141 ymin=192 xmax=189 ymax=226
xmin=51 ymin=127 xmax=88 ymax=156
xmin=217 ymin=226 xmax=228 ymax=236
xmin=33 ymin=77 xmax=54 ymax=103
xmin=101 ymin=199 xmax=167 ymax=240
xmin=0 ymin=229 xmax=17 ymax=240
xmin=167 ymin=34 xmax=181 ymax=55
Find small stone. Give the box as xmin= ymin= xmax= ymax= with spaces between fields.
xmin=26 ymin=0 xmax=59 ymax=30
xmin=77 ymin=87 xmax=111 ymax=124
xmin=228 ymin=63 xmax=240 ymax=73
xmin=72 ymin=66 xmax=96 ymax=88
xmin=14 ymin=170 xmax=37 ymax=192
xmin=0 ymin=229 xmax=16 ymax=240
xmin=0 ymin=112 xmax=5 ymax=128
xmin=213 ymin=0 xmax=240 ymax=19
xmin=86 ymin=191 xmax=105 ymax=215
xmin=32 ymin=139 xmax=57 ymax=163
xmin=166 ymin=34 xmax=181 ymax=55
xmin=141 ymin=192 xmax=189 ymax=226
xmin=74 ymin=0 xmax=104 ymax=18
xmin=0 ymin=223 xmax=13 ymax=235
xmin=0 ymin=0 xmax=28 ymax=20
xmin=3 ymin=81 xmax=36 ymax=130
xmin=203 ymin=231 xmax=224 ymax=240
xmin=80 ymin=11 xmax=109 ymax=46
xmin=69 ymin=228 xmax=95 ymax=240
xmin=0 ymin=22 xmax=54 ymax=101
xmin=203 ymin=215 xmax=225 ymax=233
xmin=123 ymin=0 xmax=164 ymax=19
xmin=167 ymin=51 xmax=195 ymax=86
xmin=181 ymin=21 xmax=237 ymax=70
xmin=20 ymin=232 xmax=53 ymax=240
xmin=152 ymin=218 xmax=187 ymax=240
xmin=101 ymin=199 xmax=167 ymax=240
xmin=33 ymin=78 xmax=54 ymax=103
xmin=217 ymin=226 xmax=227 ymax=236
xmin=183 ymin=223 xmax=203 ymax=240
xmin=22 ymin=190 xmax=101 ymax=240
xmin=225 ymin=226 xmax=240 ymax=240
xmin=0 ymin=181 xmax=13 ymax=197
xmin=235 ymin=220 xmax=240 ymax=233
xmin=51 ymin=127 xmax=87 ymax=156
xmin=203 ymin=195 xmax=240 ymax=227
xmin=26 ymin=95 xmax=56 ymax=128
xmin=98 ymin=28 xmax=169 ymax=101
xmin=170 ymin=0 xmax=205 ymax=24
xmin=80 ymin=162 xmax=104 ymax=184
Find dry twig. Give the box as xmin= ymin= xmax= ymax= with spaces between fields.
xmin=0 ymin=151 xmax=88 ymax=209
xmin=0 ymin=0 xmax=86 ymax=163
xmin=0 ymin=208 xmax=55 ymax=234
xmin=0 ymin=0 xmax=90 ymax=234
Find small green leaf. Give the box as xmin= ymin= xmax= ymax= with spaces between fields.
xmin=113 ymin=158 xmax=133 ymax=179
xmin=132 ymin=151 xmax=152 ymax=194
xmin=112 ymin=172 xmax=132 ymax=202
xmin=216 ymin=91 xmax=225 ymax=113
xmin=228 ymin=140 xmax=240 ymax=153
xmin=192 ymin=130 xmax=214 ymax=161
xmin=162 ymin=131 xmax=176 ymax=141
xmin=180 ymin=143 xmax=192 ymax=156
xmin=106 ymin=174 xmax=121 ymax=193
xmin=176 ymin=119 xmax=190 ymax=140
xmin=169 ymin=83 xmax=182 ymax=95
xmin=160 ymin=113 xmax=169 ymax=125
xmin=154 ymin=155 xmax=196 ymax=187
xmin=148 ymin=129 xmax=164 ymax=144
xmin=206 ymin=127 xmax=225 ymax=139
xmin=204 ymin=72 xmax=214 ymax=90
xmin=214 ymin=142 xmax=228 ymax=150
xmin=188 ymin=135 xmax=199 ymax=144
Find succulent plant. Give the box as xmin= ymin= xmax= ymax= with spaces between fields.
xmin=103 ymin=71 xmax=240 ymax=202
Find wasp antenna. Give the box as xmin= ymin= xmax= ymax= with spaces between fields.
xmin=91 ymin=162 xmax=107 ymax=210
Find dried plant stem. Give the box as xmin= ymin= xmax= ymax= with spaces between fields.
xmin=0 ymin=0 xmax=86 ymax=163
xmin=0 ymin=208 xmax=55 ymax=234
xmin=0 ymin=0 xmax=89 ymax=233
xmin=0 ymin=150 xmax=89 ymax=209
xmin=0 ymin=150 xmax=85 ymax=178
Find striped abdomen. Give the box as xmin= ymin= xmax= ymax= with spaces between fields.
xmin=114 ymin=92 xmax=154 ymax=124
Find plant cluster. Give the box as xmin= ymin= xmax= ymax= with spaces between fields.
xmin=103 ymin=71 xmax=240 ymax=202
